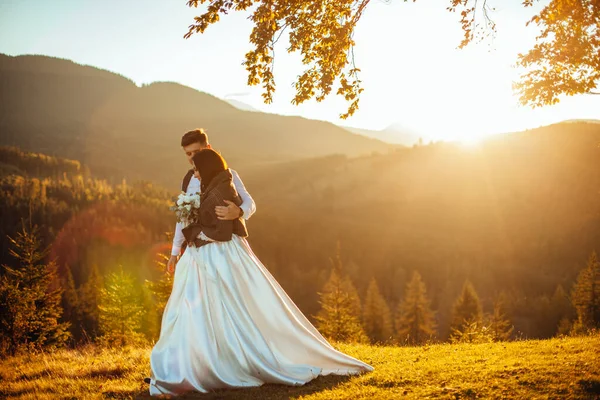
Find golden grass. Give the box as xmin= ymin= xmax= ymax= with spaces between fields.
xmin=0 ymin=335 xmax=598 ymax=399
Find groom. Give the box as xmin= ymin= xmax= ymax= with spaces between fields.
xmin=167 ymin=128 xmax=256 ymax=273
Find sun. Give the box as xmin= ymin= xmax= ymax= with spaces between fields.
xmin=458 ymin=134 xmax=486 ymax=148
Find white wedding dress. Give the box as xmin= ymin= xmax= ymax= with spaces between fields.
xmin=148 ymin=234 xmax=374 ymax=396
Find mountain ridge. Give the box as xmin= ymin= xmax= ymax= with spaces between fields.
xmin=0 ymin=53 xmax=391 ymax=189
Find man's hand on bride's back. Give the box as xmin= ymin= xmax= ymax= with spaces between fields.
xmin=167 ymin=255 xmax=178 ymax=274
xmin=215 ymin=200 xmax=243 ymax=220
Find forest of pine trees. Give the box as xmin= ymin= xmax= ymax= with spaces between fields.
xmin=312 ymin=250 xmax=598 ymax=346
xmin=1 ymin=145 xmax=599 ymax=356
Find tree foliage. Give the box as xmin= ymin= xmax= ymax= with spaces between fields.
xmin=0 ymin=222 xmax=70 ymax=356
xmin=185 ymin=0 xmax=366 ymax=119
xmin=362 ymin=277 xmax=393 ymax=344
xmin=98 ymin=265 xmax=146 ymax=347
xmin=184 ymin=0 xmax=599 ymax=118
xmin=394 ymin=271 xmax=436 ymax=345
xmin=314 ymin=246 xmax=368 ymax=343
xmin=486 ymin=296 xmax=513 ymax=342
xmin=144 ymin=249 xmax=174 ymax=341
xmin=450 ymin=280 xmax=483 ymax=342
xmin=77 ymin=264 xmax=103 ymax=341
xmin=571 ymin=251 xmax=600 ymax=331
xmin=145 ymin=252 xmax=174 ymax=319
xmin=514 ymin=0 xmax=600 ymax=106
xmin=60 ymin=264 xmax=81 ymax=344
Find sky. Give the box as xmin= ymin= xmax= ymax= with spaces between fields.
xmin=1 ymin=0 xmax=599 ymax=142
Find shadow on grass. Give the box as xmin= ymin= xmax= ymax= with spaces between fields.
xmin=578 ymin=379 xmax=600 ymax=396
xmin=0 ymin=387 xmax=57 ymax=398
xmin=133 ymin=374 xmax=354 ymax=399
xmin=85 ymin=365 xmax=131 ymax=379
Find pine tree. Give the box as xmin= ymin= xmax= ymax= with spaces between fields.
xmin=0 ymin=274 xmax=36 ymax=355
xmin=314 ymin=246 xmax=367 ymax=343
xmin=0 ymin=222 xmax=70 ymax=355
xmin=487 ymin=296 xmax=513 ymax=342
xmin=98 ymin=265 xmax=145 ymax=346
xmin=145 ymin=252 xmax=174 ymax=317
xmin=571 ymin=251 xmax=600 ymax=331
xmin=78 ymin=263 xmax=103 ymax=341
xmin=450 ymin=280 xmax=483 ymax=342
xmin=362 ymin=277 xmax=393 ymax=344
xmin=61 ymin=264 xmax=81 ymax=344
xmin=557 ymin=317 xmax=573 ymax=336
xmin=140 ymin=284 xmax=160 ymax=341
xmin=550 ymin=284 xmax=575 ymax=336
xmin=394 ymin=271 xmax=437 ymax=345
xmin=144 ymin=252 xmax=174 ymax=341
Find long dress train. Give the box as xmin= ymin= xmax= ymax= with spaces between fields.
xmin=148 ymin=234 xmax=374 ymax=396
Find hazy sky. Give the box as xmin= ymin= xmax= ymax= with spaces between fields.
xmin=1 ymin=0 xmax=599 ymax=141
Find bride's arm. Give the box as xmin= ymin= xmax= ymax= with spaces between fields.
xmin=171 ymin=221 xmax=185 ymax=256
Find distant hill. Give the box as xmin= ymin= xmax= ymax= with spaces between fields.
xmin=225 ymin=99 xmax=260 ymax=112
xmin=342 ymin=124 xmax=425 ymax=146
xmin=0 ymin=54 xmax=391 ymax=189
xmin=0 ymin=146 xmax=87 ymax=178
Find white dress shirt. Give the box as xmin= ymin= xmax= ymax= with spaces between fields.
xmin=171 ymin=168 xmax=256 ymax=256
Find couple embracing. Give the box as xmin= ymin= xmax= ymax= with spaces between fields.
xmin=147 ymin=128 xmax=373 ymax=396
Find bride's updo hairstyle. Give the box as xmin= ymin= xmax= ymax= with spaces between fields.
xmin=192 ymin=149 xmax=228 ymax=193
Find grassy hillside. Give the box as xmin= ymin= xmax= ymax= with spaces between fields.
xmin=0 ymin=335 xmax=598 ymax=399
xmin=0 ymin=53 xmax=391 ymax=189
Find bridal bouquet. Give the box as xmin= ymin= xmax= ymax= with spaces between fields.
xmin=170 ymin=192 xmax=201 ymax=227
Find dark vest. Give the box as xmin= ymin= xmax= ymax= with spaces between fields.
xmin=182 ymin=169 xmax=194 ymax=193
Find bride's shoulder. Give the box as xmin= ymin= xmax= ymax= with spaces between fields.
xmin=206 ymin=177 xmax=236 ymax=200
xmin=218 ymin=178 xmax=237 ymax=195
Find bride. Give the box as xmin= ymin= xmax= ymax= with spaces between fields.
xmin=147 ymin=148 xmax=374 ymax=396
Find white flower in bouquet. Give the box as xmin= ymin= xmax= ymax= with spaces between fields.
xmin=170 ymin=191 xmax=201 ymax=226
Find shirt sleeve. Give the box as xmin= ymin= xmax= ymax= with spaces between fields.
xmin=231 ymin=169 xmax=256 ymax=220
xmin=171 ymin=221 xmax=185 ymax=256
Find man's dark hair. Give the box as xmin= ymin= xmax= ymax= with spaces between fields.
xmin=192 ymin=149 xmax=228 ymax=193
xmin=181 ymin=128 xmax=208 ymax=147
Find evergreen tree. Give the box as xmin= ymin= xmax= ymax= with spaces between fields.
xmin=362 ymin=277 xmax=393 ymax=344
xmin=550 ymin=284 xmax=575 ymax=336
xmin=532 ymin=294 xmax=555 ymax=338
xmin=78 ymin=263 xmax=103 ymax=341
xmin=487 ymin=296 xmax=513 ymax=342
xmin=145 ymin=252 xmax=174 ymax=318
xmin=450 ymin=280 xmax=483 ymax=342
xmin=60 ymin=264 xmax=81 ymax=344
xmin=314 ymin=246 xmax=367 ymax=343
xmin=144 ymin=252 xmax=174 ymax=341
xmin=394 ymin=271 xmax=437 ymax=345
xmin=98 ymin=265 xmax=145 ymax=346
xmin=571 ymin=251 xmax=600 ymax=331
xmin=0 ymin=274 xmax=36 ymax=355
xmin=140 ymin=284 xmax=160 ymax=341
xmin=0 ymin=222 xmax=70 ymax=355
xmin=557 ymin=317 xmax=573 ymax=336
